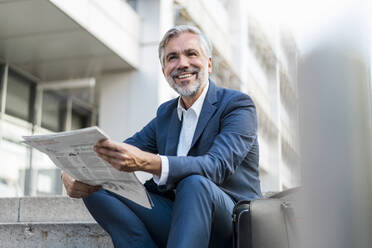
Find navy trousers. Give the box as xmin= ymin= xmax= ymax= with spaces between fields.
xmin=83 ymin=175 xmax=235 ymax=248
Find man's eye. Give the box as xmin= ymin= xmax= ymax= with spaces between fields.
xmin=168 ymin=56 xmax=176 ymax=61
xmin=188 ymin=52 xmax=197 ymax=56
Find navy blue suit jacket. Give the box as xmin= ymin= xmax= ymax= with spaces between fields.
xmin=125 ymin=81 xmax=261 ymax=202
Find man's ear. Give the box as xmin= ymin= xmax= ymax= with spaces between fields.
xmin=162 ymin=67 xmax=165 ymax=75
xmin=208 ymin=57 xmax=212 ymax=74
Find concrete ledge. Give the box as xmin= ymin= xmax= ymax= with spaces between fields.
xmin=0 ymin=197 xmax=19 ymax=223
xmin=0 ymin=223 xmax=113 ymax=248
xmin=0 ymin=197 xmax=113 ymax=247
xmin=0 ymin=196 xmax=94 ymax=223
xmin=19 ymin=196 xmax=94 ymax=223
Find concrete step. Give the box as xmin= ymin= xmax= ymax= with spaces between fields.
xmin=0 ymin=196 xmax=113 ymax=247
xmin=0 ymin=222 xmax=113 ymax=248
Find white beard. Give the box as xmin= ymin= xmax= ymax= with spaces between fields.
xmin=166 ymin=62 xmax=209 ymax=97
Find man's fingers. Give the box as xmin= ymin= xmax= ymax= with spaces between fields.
xmin=98 ymin=153 xmax=137 ymax=172
xmin=95 ymin=146 xmax=127 ymax=160
xmin=67 ymin=184 xmax=101 ymax=198
xmin=72 ymin=180 xmax=100 ymax=193
xmin=97 ymin=138 xmax=108 ymax=144
xmin=62 ymin=172 xmax=101 ymax=198
xmin=94 ymin=140 xmax=140 ymax=173
xmin=69 ymin=190 xmax=94 ymax=198
xmin=96 ymin=139 xmax=124 ymax=152
xmin=96 ymin=150 xmax=134 ymax=167
xmin=100 ymin=153 xmax=127 ymax=166
xmin=76 ymin=186 xmax=100 ymax=195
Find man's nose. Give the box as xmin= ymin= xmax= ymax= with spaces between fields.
xmin=177 ymin=55 xmax=190 ymax=69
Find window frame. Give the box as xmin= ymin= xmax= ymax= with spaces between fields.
xmin=4 ymin=68 xmax=36 ymax=123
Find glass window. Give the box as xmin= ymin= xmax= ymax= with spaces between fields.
xmin=71 ymin=107 xmax=90 ymax=130
xmin=41 ymin=91 xmax=65 ymax=132
xmin=0 ymin=65 xmax=4 ymax=112
xmin=5 ymin=70 xmax=35 ymax=122
xmin=36 ymin=168 xmax=63 ymax=195
xmin=127 ymin=0 xmax=137 ymax=11
xmin=0 ymin=138 xmax=29 ymax=197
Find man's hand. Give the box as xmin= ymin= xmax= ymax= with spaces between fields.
xmin=94 ymin=139 xmax=161 ymax=177
xmin=61 ymin=171 xmax=101 ymax=198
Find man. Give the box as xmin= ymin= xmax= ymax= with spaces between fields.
xmin=62 ymin=25 xmax=261 ymax=248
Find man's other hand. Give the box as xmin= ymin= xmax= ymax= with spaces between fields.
xmin=61 ymin=172 xmax=101 ymax=198
xmin=94 ymin=139 xmax=161 ymax=177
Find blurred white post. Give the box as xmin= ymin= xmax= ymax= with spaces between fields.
xmin=98 ymin=0 xmax=174 ymax=183
xmin=298 ymin=3 xmax=372 ymax=248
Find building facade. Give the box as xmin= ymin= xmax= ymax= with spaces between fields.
xmin=0 ymin=0 xmax=299 ymax=197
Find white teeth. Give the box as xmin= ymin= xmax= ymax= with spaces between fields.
xmin=177 ymin=73 xmax=193 ymax=79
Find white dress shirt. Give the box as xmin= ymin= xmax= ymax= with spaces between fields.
xmin=153 ymin=81 xmax=209 ymax=185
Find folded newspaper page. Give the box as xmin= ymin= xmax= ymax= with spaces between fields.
xmin=22 ymin=126 xmax=153 ymax=209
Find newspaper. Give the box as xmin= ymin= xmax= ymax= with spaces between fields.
xmin=22 ymin=126 xmax=153 ymax=209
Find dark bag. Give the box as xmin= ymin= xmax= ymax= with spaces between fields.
xmin=232 ymin=188 xmax=299 ymax=248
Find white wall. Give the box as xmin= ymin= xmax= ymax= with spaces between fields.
xmin=98 ymin=0 xmax=175 ymax=140
xmin=50 ymin=0 xmax=141 ymax=68
xmin=98 ymin=0 xmax=176 ymax=183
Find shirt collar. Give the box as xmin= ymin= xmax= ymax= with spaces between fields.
xmin=177 ymin=81 xmax=209 ymax=121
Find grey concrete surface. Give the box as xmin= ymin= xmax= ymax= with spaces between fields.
xmin=0 ymin=198 xmax=20 ymax=223
xmin=0 ymin=197 xmax=111 ymax=247
xmin=19 ymin=196 xmax=94 ymax=223
xmin=0 ymin=223 xmax=113 ymax=248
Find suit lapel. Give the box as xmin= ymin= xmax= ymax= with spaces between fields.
xmin=190 ymin=81 xmax=218 ymax=149
xmin=165 ymin=105 xmax=182 ymax=156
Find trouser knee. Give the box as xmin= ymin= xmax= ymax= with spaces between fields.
xmin=176 ymin=175 xmax=213 ymax=198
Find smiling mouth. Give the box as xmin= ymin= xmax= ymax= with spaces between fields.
xmin=174 ymin=72 xmax=197 ymax=80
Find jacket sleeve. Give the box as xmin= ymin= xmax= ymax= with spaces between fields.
xmin=124 ymin=117 xmax=158 ymax=154
xmin=166 ymin=94 xmax=257 ymax=186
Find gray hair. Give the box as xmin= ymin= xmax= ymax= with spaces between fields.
xmin=158 ymin=25 xmax=213 ymax=67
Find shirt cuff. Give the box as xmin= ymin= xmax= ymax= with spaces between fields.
xmin=152 ymin=155 xmax=169 ymax=185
